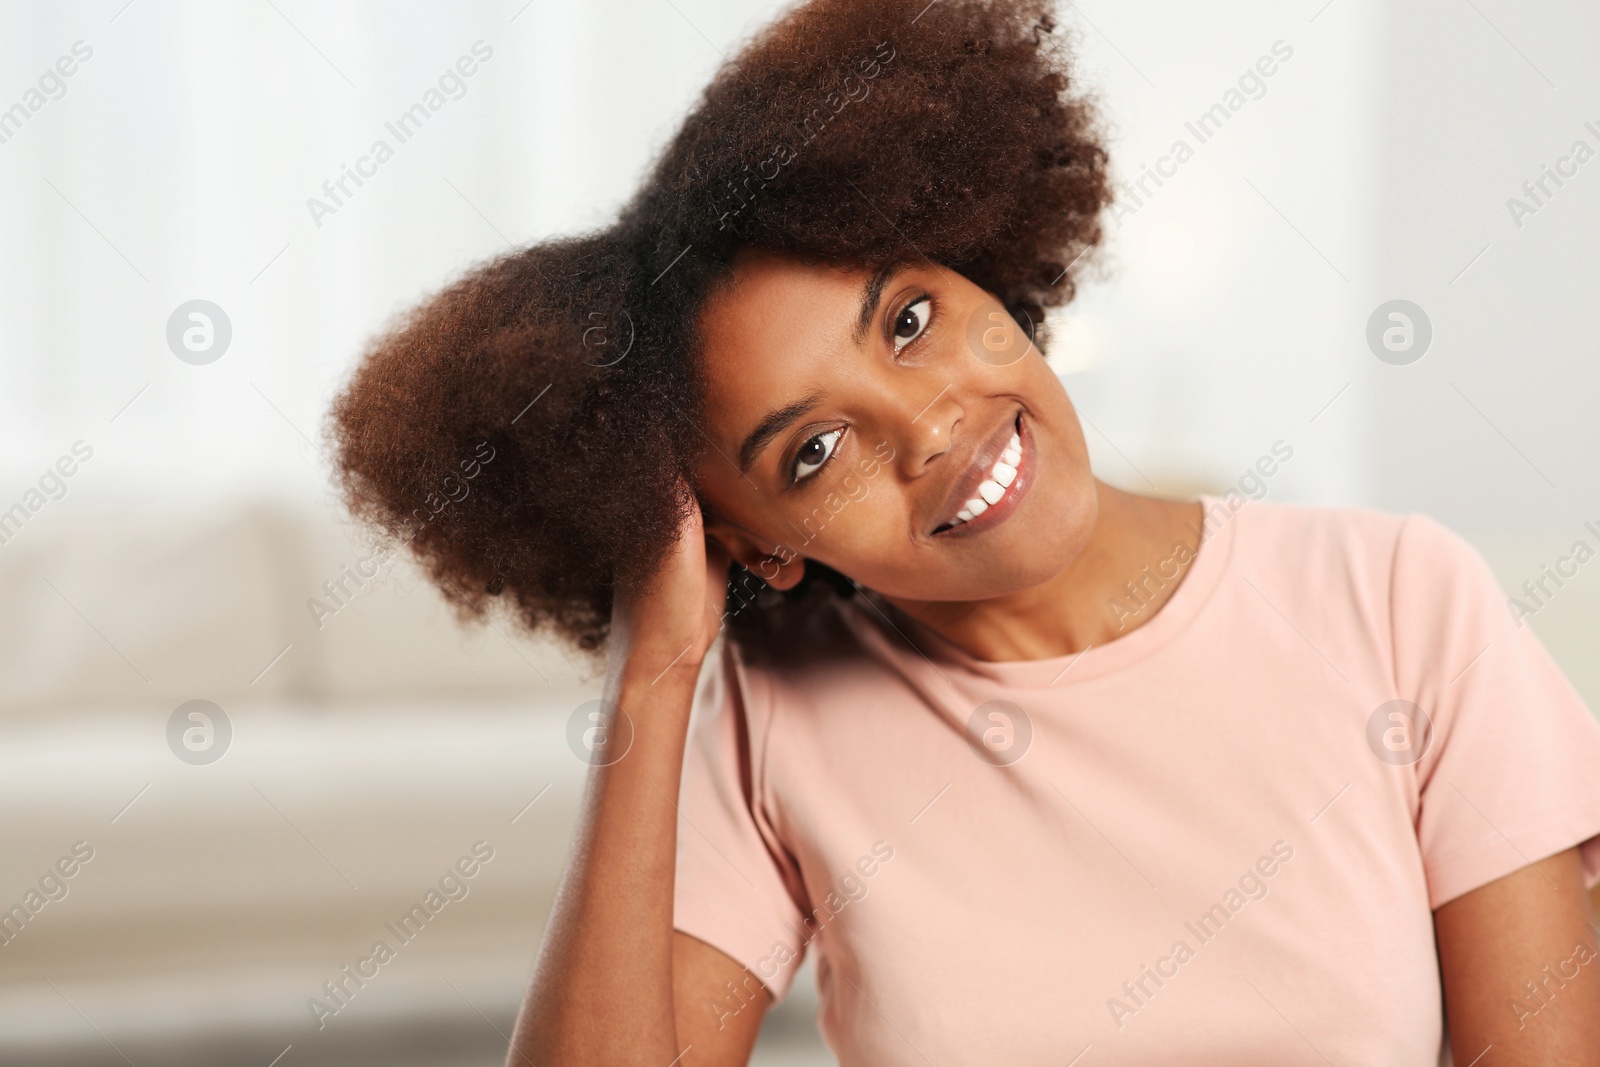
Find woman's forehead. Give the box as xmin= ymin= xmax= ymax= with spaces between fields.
xmin=697 ymin=251 xmax=876 ymax=402
xmin=702 ymin=249 xmax=870 ymax=336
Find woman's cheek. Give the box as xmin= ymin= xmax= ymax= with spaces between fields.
xmin=831 ymin=496 xmax=904 ymax=572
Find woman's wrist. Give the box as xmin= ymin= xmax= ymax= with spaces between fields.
xmin=606 ymin=637 xmax=708 ymax=706
xmin=612 ymin=650 xmax=705 ymax=693
xmin=608 ymin=599 xmax=720 ymax=690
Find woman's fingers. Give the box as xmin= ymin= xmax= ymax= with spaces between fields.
xmin=611 ymin=483 xmax=728 ymax=673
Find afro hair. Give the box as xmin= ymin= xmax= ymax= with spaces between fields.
xmin=327 ymin=0 xmax=1113 ymax=656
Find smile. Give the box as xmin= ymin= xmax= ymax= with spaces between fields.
xmin=931 ymin=412 xmax=1034 ymax=537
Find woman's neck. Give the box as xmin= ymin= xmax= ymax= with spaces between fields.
xmin=882 ymin=480 xmax=1204 ymax=662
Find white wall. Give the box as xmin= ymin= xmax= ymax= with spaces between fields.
xmin=1057 ymin=0 xmax=1381 ymax=510
xmin=1369 ymin=0 xmax=1600 ymax=539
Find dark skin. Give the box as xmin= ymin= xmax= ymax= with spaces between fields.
xmin=1435 ymin=849 xmax=1600 ymax=1065
xmin=695 ymin=247 xmax=1195 ymax=658
xmin=506 ymin=248 xmax=1600 ymax=1066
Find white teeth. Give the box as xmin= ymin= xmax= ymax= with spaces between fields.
xmin=940 ymin=426 xmax=1025 ymax=531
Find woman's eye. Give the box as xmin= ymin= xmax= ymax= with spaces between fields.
xmin=892 ymin=297 xmax=932 ymax=352
xmin=792 ymin=428 xmax=842 ymax=483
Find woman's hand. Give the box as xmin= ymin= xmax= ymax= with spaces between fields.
xmin=610 ymin=487 xmax=732 ymax=682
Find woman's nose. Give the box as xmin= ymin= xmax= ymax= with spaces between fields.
xmin=894 ymin=384 xmax=962 ymax=475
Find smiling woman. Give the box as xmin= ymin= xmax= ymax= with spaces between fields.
xmin=328 ymin=0 xmax=1110 ymax=655
xmin=325 ymin=0 xmax=1600 ymax=1065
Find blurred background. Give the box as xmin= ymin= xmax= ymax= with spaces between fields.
xmin=1 ymin=0 xmax=1596 ymax=1064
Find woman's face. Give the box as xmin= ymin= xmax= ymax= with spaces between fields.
xmin=694 ymin=247 xmax=1098 ymax=604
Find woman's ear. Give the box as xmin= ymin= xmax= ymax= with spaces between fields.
xmin=705 ymin=523 xmax=806 ymax=592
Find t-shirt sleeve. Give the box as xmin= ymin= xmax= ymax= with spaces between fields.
xmin=1391 ymin=512 xmax=1600 ymax=909
xmin=673 ymin=641 xmax=810 ymax=1000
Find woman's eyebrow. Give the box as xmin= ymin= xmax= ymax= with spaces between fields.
xmin=853 ymin=262 xmax=901 ymax=345
xmin=738 ymin=391 xmax=824 ymax=473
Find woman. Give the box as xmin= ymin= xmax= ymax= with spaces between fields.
xmin=328 ymin=0 xmax=1600 ymax=1063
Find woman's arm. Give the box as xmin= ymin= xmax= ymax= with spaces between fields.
xmin=674 ymin=930 xmax=773 ymax=1059
xmin=504 ymin=504 xmax=770 ymax=1066
xmin=1435 ymin=845 xmax=1600 ymax=1065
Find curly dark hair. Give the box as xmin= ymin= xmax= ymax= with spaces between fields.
xmin=327 ymin=0 xmax=1113 ymax=656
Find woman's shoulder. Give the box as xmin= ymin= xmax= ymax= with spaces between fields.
xmin=1215 ymin=495 xmax=1414 ymax=582
xmin=1221 ymin=495 xmax=1484 ymax=577
xmin=1215 ymin=493 xmax=1404 ymax=544
xmin=1215 ymin=497 xmax=1510 ymax=649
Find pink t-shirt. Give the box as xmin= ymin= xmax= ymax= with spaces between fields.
xmin=673 ymin=497 xmax=1600 ymax=1065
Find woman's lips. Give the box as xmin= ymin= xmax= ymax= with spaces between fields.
xmin=930 ymin=412 xmax=1035 ymax=537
